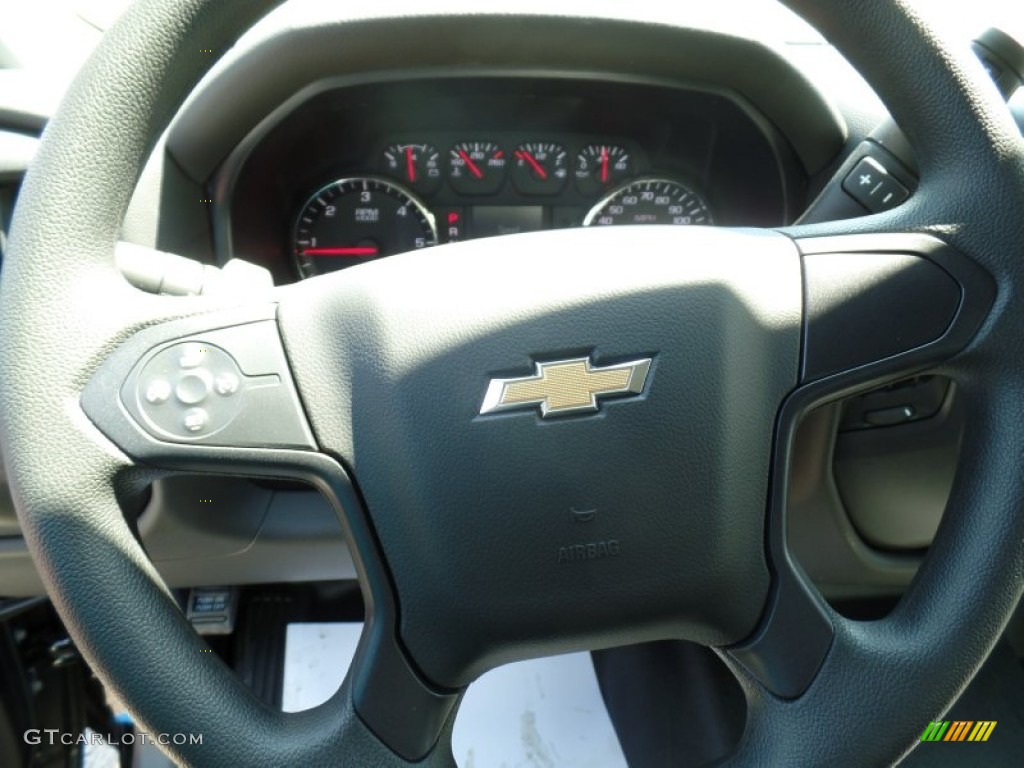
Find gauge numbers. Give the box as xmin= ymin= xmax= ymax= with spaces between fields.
xmin=512 ymin=142 xmax=568 ymax=195
xmin=584 ymin=179 xmax=713 ymax=227
xmin=575 ymin=144 xmax=632 ymax=195
xmin=293 ymin=177 xmax=437 ymax=279
xmin=382 ymin=143 xmax=442 ymax=194
xmin=448 ymin=141 xmax=507 ymax=194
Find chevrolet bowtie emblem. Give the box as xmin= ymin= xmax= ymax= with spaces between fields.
xmin=480 ymin=357 xmax=652 ymax=418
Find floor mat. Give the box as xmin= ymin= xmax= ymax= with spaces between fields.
xmin=282 ymin=622 xmax=628 ymax=766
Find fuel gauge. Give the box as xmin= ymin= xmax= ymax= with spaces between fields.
xmin=382 ymin=143 xmax=442 ymax=195
xmin=512 ymin=142 xmax=568 ymax=195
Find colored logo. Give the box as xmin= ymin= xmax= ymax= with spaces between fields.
xmin=480 ymin=357 xmax=652 ymax=418
xmin=920 ymin=721 xmax=997 ymax=742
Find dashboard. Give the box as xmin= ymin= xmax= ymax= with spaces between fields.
xmin=218 ymin=75 xmax=803 ymax=284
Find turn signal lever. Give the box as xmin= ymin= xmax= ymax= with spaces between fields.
xmin=800 ymin=27 xmax=1024 ymax=224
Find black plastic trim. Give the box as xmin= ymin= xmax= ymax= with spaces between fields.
xmin=803 ymin=252 xmax=961 ymax=380
xmin=799 ymin=233 xmax=995 ymax=385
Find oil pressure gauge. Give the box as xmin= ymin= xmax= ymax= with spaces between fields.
xmin=575 ymin=144 xmax=633 ymax=195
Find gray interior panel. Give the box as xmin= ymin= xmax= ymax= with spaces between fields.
xmin=787 ymin=404 xmax=922 ymax=599
xmin=834 ymin=388 xmax=962 ymax=551
xmin=0 ymin=477 xmax=355 ymax=597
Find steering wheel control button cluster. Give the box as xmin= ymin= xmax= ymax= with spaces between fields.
xmin=133 ymin=341 xmax=245 ymax=439
xmin=109 ymin=319 xmax=316 ymax=450
xmin=842 ymin=156 xmax=910 ymax=213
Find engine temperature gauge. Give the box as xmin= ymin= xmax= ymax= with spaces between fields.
xmin=448 ymin=141 xmax=507 ymax=194
xmin=382 ymin=143 xmax=442 ymax=195
xmin=575 ymin=144 xmax=633 ymax=195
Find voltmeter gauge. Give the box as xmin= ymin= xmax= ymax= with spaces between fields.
xmin=382 ymin=143 xmax=442 ymax=195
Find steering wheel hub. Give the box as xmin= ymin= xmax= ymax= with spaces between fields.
xmin=278 ymin=226 xmax=800 ymax=686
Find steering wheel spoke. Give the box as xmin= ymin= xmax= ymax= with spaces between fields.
xmin=723 ymin=227 xmax=996 ymax=708
xmin=78 ymin=295 xmax=464 ymax=761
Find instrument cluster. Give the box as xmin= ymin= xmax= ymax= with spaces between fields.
xmin=292 ymin=136 xmax=713 ymax=278
xmin=219 ymin=76 xmax=794 ymax=284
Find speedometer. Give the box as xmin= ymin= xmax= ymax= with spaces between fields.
xmin=583 ymin=178 xmax=713 ymax=227
xmin=292 ymin=177 xmax=437 ymax=279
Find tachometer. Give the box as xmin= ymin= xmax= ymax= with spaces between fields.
xmin=292 ymin=177 xmax=437 ymax=279
xmin=583 ymin=178 xmax=713 ymax=227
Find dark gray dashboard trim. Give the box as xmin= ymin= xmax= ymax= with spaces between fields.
xmin=207 ymin=68 xmax=806 ymax=265
xmin=167 ymin=15 xmax=846 ymax=183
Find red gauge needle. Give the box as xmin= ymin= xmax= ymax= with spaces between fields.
xmin=600 ymin=146 xmax=609 ymax=184
xmin=405 ymin=146 xmax=417 ymax=183
xmin=301 ymin=246 xmax=379 ymax=257
xmin=515 ymin=149 xmax=548 ymax=180
xmin=458 ymin=149 xmax=484 ymax=179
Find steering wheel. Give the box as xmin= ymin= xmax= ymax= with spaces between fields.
xmin=2 ymin=0 xmax=1023 ymax=764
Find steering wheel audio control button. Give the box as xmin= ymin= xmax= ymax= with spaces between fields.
xmin=214 ymin=372 xmax=239 ymax=396
xmin=143 ymin=379 xmax=171 ymax=405
xmin=182 ymin=408 xmax=210 ymax=433
xmin=177 ymin=344 xmax=206 ymax=369
xmin=175 ymin=370 xmax=213 ymax=405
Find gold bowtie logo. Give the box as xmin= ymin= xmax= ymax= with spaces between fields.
xmin=480 ymin=357 xmax=652 ymax=418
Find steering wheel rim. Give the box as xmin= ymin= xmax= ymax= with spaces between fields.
xmin=2 ymin=1 xmax=1023 ymax=765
